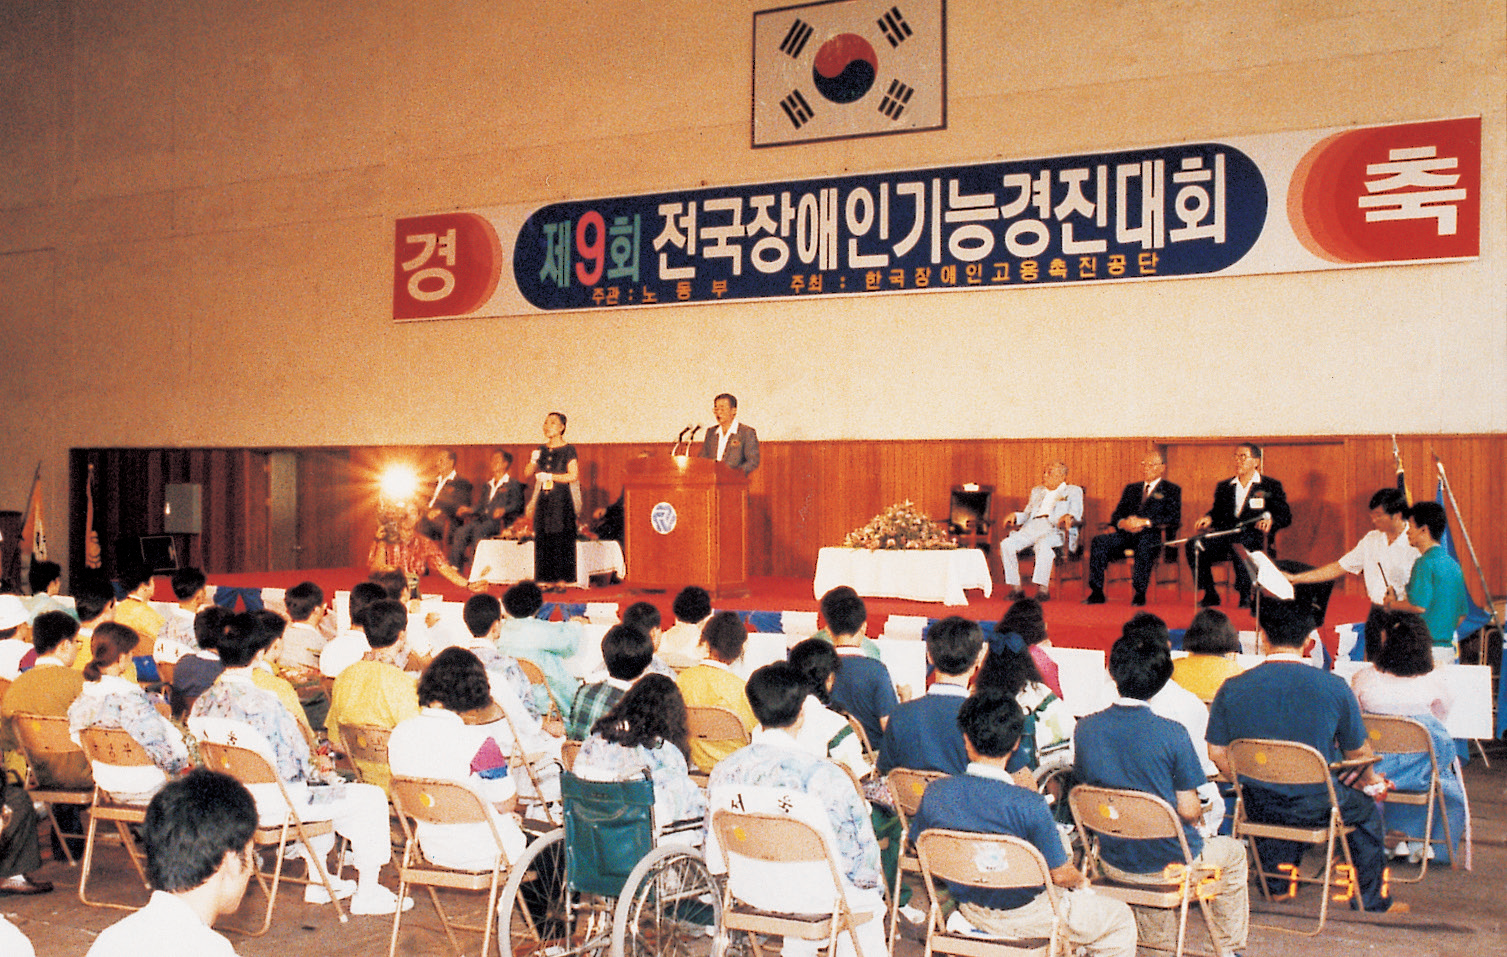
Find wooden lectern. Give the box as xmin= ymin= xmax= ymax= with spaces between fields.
xmin=624 ymin=455 xmax=748 ymax=596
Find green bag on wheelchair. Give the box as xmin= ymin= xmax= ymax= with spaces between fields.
xmin=561 ymin=771 xmax=656 ymax=899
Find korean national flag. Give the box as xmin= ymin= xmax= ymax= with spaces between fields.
xmin=753 ymin=0 xmax=946 ymax=148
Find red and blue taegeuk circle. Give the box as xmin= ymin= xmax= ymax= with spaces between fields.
xmin=812 ymin=33 xmax=877 ymax=104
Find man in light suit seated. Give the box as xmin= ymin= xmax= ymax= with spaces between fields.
xmin=1000 ymin=461 xmax=1084 ymax=602
xmin=707 ymin=663 xmax=887 ymax=957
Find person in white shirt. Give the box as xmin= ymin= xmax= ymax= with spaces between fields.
xmin=699 ymin=393 xmax=760 ymax=474
xmin=1285 ymin=487 xmax=1420 ymax=658
xmin=1000 ymin=461 xmax=1085 ymax=602
xmin=278 ymin=581 xmax=329 ymax=672
xmin=86 ymin=769 xmax=259 ymax=957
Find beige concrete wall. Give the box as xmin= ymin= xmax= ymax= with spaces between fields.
xmin=1 ymin=0 xmax=1503 ymax=566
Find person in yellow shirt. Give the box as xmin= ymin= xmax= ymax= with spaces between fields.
xmin=113 ymin=565 xmax=166 ymax=658
xmin=70 ymin=581 xmax=137 ymax=684
xmin=674 ymin=611 xmax=756 ymax=773
xmin=325 ymin=599 xmax=419 ymax=790
xmin=1170 ymin=608 xmax=1243 ymax=703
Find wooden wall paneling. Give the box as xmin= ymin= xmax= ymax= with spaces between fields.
xmin=69 ymin=435 xmax=1507 ymax=600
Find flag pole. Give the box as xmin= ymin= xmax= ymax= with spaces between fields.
xmin=1434 ymin=454 xmax=1503 ymax=634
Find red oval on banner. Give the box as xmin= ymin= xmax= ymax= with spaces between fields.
xmin=1288 ymin=117 xmax=1479 ymax=264
xmin=393 ymin=212 xmax=502 ymax=320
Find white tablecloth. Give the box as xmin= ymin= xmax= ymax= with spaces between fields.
xmin=469 ymin=540 xmax=626 ymax=589
xmin=812 ymin=546 xmax=992 ymax=606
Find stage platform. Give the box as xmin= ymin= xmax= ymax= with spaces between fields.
xmin=183 ymin=565 xmax=1377 ymax=656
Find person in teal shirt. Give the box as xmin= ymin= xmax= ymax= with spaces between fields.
xmin=1385 ymin=502 xmax=1467 ymax=662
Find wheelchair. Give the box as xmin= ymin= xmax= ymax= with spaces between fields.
xmin=498 ymin=770 xmax=720 ymax=957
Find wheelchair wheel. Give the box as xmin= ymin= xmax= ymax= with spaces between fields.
xmin=500 ymin=827 xmax=615 ymax=957
xmin=610 ymin=844 xmax=721 ymax=957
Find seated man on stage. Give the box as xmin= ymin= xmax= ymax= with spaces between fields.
xmin=449 ymin=449 xmax=526 ymax=570
xmin=1186 ymin=441 xmax=1291 ymax=608
xmin=1086 ymin=452 xmax=1181 ymax=606
xmin=1000 ymin=461 xmax=1084 ymax=602
xmin=417 ymin=448 xmax=473 ymax=542
xmin=700 ymin=393 xmax=760 ymax=474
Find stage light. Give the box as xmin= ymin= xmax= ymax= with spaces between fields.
xmin=379 ymin=466 xmax=419 ymax=503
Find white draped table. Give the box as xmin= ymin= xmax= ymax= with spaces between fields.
xmin=468 ymin=540 xmax=626 ymax=589
xmin=812 ymin=546 xmax=992 ymax=606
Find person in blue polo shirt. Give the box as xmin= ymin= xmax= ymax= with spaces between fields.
xmin=1384 ymin=501 xmax=1468 ymax=666
xmin=909 ymin=688 xmax=1135 ymax=956
xmin=1074 ymin=625 xmax=1248 ymax=954
xmin=880 ymin=616 xmax=1000 ymax=776
xmin=1207 ymin=601 xmax=1406 ymax=915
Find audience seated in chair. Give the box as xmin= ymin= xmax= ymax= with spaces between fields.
xmin=1073 ymin=621 xmax=1248 ymax=954
xmin=676 ymin=611 xmax=758 ymax=773
xmin=325 ymin=599 xmax=420 ymax=791
xmin=707 ymin=662 xmax=888 ymax=957
xmin=153 ymin=567 xmax=209 ymax=667
xmin=574 ymin=673 xmax=706 ymax=840
xmin=908 ymin=686 xmax=1136 ymax=956
xmin=821 ymin=588 xmax=899 ymax=757
xmin=495 ymin=581 xmax=583 ymax=717
xmin=190 ymin=612 xmax=410 ymax=916
xmin=67 ymin=622 xmax=191 ymax=806
xmin=388 ymin=648 xmax=529 ymax=870
xmin=84 ymin=770 xmax=259 ymax=956
xmin=1205 ymin=600 xmax=1406 ymax=914
xmin=658 ymin=586 xmax=712 ymax=670
xmin=567 ymin=624 xmax=652 ymax=741
xmin=878 ymin=617 xmax=988 ymax=777
xmin=2 ymin=610 xmax=89 ymax=860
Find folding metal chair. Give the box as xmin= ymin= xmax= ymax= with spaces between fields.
xmin=1226 ymin=738 xmax=1356 ymax=935
xmin=914 ymin=828 xmax=1068 ymax=957
xmin=514 ymin=657 xmax=566 ymax=737
xmin=1363 ymin=714 xmax=1454 ymax=882
xmin=10 ymin=711 xmax=92 ymax=865
xmin=1069 ymin=784 xmax=1225 ymax=957
xmin=886 ymin=767 xmax=946 ymax=944
xmin=75 ymin=727 xmax=153 ymax=910
xmin=197 ymin=733 xmax=349 ymax=935
xmin=338 ymin=721 xmax=394 ymax=789
xmin=712 ymin=808 xmax=879 ymax=957
xmin=685 ymin=705 xmax=751 ymax=782
xmin=388 ymin=776 xmax=516 ymax=957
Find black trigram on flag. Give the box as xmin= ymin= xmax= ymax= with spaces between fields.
xmin=780 ymin=18 xmax=815 ymax=58
xmin=877 ymin=6 xmax=913 ymax=47
xmin=877 ymin=80 xmax=913 ymax=119
xmin=780 ymin=89 xmax=815 ymax=128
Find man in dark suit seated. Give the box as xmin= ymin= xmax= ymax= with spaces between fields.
xmin=449 ymin=449 xmax=526 ymax=569
xmin=1185 ymin=441 xmax=1291 ymax=608
xmin=1085 ymin=451 xmax=1182 ymax=606
xmin=417 ymin=448 xmax=474 ymax=542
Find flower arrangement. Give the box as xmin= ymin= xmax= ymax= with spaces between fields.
xmin=843 ymin=500 xmax=958 ymax=550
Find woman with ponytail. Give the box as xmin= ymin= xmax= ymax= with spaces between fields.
xmin=67 ymin=622 xmax=191 ymax=804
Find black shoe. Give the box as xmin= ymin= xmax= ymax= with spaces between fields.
xmin=1199 ymin=590 xmax=1221 ymax=607
xmin=1006 ymin=588 xmax=1026 ymax=601
xmin=1131 ymin=592 xmax=1147 ymax=606
xmin=1084 ymin=590 xmax=1106 ymax=605
xmin=1036 ymin=589 xmax=1050 ymax=602
xmin=0 ymin=876 xmax=53 ymax=896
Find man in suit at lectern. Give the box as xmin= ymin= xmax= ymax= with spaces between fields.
xmin=700 ymin=393 xmax=760 ymax=475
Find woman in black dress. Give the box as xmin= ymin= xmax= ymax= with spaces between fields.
xmin=525 ymin=411 xmax=579 ymax=590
